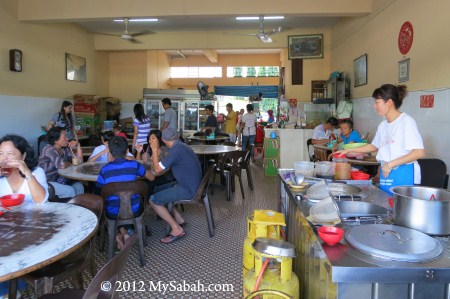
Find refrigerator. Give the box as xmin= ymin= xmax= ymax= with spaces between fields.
xmin=143 ymin=88 xmax=216 ymax=136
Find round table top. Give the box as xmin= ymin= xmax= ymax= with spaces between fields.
xmin=313 ymin=143 xmax=332 ymax=151
xmin=188 ymin=135 xmax=230 ymax=141
xmin=347 ymin=157 xmax=381 ymax=166
xmin=0 ymin=202 xmax=98 ymax=282
xmin=189 ymin=145 xmax=239 ymax=155
xmin=58 ymin=162 xmax=107 ymax=182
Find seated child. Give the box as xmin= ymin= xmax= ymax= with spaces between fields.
xmin=113 ymin=123 xmax=128 ymax=139
xmin=88 ymin=131 xmax=134 ymax=162
xmin=96 ymin=136 xmax=155 ymax=249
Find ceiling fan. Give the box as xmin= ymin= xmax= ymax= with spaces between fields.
xmin=99 ymin=18 xmax=152 ymax=43
xmin=243 ymin=16 xmax=283 ymax=43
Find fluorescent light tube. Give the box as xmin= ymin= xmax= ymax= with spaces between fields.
xmin=236 ymin=16 xmax=284 ymax=20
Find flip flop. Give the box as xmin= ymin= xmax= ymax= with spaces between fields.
xmin=160 ymin=232 xmax=186 ymax=244
xmin=178 ymin=222 xmax=187 ymax=227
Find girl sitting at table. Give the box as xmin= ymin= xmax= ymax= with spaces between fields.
xmin=332 ymin=119 xmax=362 ymax=151
xmin=0 ymin=134 xmax=48 ymax=203
xmin=136 ymin=130 xmax=175 ymax=193
xmin=88 ymin=131 xmax=134 ymax=162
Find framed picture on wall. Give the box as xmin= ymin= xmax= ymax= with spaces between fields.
xmin=354 ymin=54 xmax=367 ymax=87
xmin=288 ymin=34 xmax=323 ymax=59
xmin=398 ymin=58 xmax=410 ymax=82
xmin=65 ymin=53 xmax=86 ymax=82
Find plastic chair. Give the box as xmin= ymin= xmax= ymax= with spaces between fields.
xmin=212 ymin=150 xmax=246 ymax=201
xmin=240 ymin=145 xmax=254 ymax=190
xmin=307 ymin=138 xmax=315 ymax=162
xmin=101 ymin=180 xmax=149 ymax=266
xmin=38 ymin=234 xmax=137 ymax=299
xmin=22 ymin=194 xmax=103 ymax=298
xmin=167 ymin=165 xmax=216 ymax=237
xmin=418 ymin=158 xmax=449 ymax=189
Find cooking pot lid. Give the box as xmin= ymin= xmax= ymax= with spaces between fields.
xmin=346 ymin=224 xmax=442 ymax=262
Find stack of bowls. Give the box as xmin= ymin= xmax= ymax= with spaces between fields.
xmin=351 ymin=171 xmax=370 ymax=180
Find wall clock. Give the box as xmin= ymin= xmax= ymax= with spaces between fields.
xmin=398 ymin=21 xmax=414 ymax=55
xmin=9 ymin=49 xmax=22 ymax=72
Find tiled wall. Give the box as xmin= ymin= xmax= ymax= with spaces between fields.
xmin=353 ymin=88 xmax=450 ymax=188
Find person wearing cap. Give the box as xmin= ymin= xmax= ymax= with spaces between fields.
xmin=148 ymin=128 xmax=202 ymax=244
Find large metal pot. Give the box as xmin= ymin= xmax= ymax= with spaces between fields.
xmin=391 ymin=186 xmax=450 ymax=235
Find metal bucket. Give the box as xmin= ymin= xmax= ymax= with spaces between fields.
xmin=391 ymin=186 xmax=450 ymax=235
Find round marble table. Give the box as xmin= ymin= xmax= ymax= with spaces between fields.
xmin=58 ymin=162 xmax=108 ymax=182
xmin=0 ymin=202 xmax=98 ymax=282
xmin=188 ymin=135 xmax=230 ymax=144
xmin=189 ymin=144 xmax=239 ymax=155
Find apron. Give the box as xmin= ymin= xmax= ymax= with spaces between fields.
xmin=380 ymin=163 xmax=414 ymax=195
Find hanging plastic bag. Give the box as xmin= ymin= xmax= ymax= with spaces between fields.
xmin=336 ymin=100 xmax=353 ymax=119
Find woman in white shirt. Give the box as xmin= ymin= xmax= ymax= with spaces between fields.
xmin=336 ymin=84 xmax=425 ymax=194
xmin=0 ymin=135 xmax=48 ymax=203
xmin=240 ymin=104 xmax=258 ymax=161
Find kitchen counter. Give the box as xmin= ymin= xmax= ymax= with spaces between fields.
xmin=278 ymin=170 xmax=450 ymax=299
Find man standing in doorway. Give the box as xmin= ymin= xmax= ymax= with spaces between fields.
xmin=161 ymin=98 xmax=177 ymax=131
xmin=224 ymin=103 xmax=237 ymax=143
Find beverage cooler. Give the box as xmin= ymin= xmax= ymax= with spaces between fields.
xmin=143 ymin=88 xmax=216 ymax=136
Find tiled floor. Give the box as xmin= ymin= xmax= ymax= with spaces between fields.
xmin=21 ymin=159 xmax=278 ymax=298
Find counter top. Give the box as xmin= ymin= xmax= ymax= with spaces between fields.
xmin=279 ymin=170 xmax=450 ymax=284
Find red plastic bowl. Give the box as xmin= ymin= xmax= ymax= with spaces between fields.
xmin=333 ymin=153 xmax=346 ymax=159
xmin=351 ymin=172 xmax=370 ymax=180
xmin=318 ymin=226 xmax=344 ymax=246
xmin=0 ymin=194 xmax=25 ymax=207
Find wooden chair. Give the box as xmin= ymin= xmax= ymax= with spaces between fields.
xmin=306 ymin=138 xmax=316 ymax=162
xmin=101 ymin=180 xmax=148 ymax=266
xmin=38 ymin=234 xmax=137 ymax=299
xmin=22 ymin=194 xmax=103 ymax=298
xmin=167 ymin=165 xmax=216 ymax=237
xmin=418 ymin=158 xmax=449 ymax=189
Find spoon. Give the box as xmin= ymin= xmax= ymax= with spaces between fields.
xmin=295 ymin=174 xmax=305 ymax=185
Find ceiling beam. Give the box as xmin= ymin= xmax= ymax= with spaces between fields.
xmin=202 ymin=50 xmax=219 ymax=63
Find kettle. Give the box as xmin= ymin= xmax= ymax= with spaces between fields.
xmin=270 ymin=132 xmax=277 ymax=139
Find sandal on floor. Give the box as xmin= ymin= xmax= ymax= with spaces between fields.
xmin=178 ymin=222 xmax=187 ymax=227
xmin=160 ymin=232 xmax=186 ymax=244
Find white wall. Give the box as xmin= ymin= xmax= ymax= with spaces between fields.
xmin=353 ymin=88 xmax=450 ymax=187
xmin=0 ymin=95 xmax=66 ymax=149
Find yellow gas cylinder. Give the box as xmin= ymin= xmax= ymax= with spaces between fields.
xmin=243 ymin=238 xmax=299 ymax=299
xmin=243 ymin=210 xmax=286 ymax=276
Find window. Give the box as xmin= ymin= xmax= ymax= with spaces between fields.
xmin=170 ymin=67 xmax=222 ymax=78
xmin=226 ymin=66 xmax=279 ymax=78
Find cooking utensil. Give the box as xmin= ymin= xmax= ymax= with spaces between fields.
xmin=345 ymin=224 xmax=443 ymax=262
xmin=391 ymin=186 xmax=450 ymax=235
xmin=337 ymin=201 xmax=389 ymax=218
xmin=252 ymin=237 xmax=296 ymax=257
xmin=294 ymin=174 xmax=304 ymax=185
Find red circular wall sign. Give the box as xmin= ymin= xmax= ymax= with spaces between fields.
xmin=398 ymin=21 xmax=414 ymax=55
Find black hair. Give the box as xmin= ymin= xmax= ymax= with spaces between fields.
xmin=113 ymin=123 xmax=122 ymax=130
xmin=326 ymin=117 xmax=339 ymax=127
xmin=339 ymin=119 xmax=353 ymax=130
xmin=59 ymin=100 xmax=73 ymax=129
xmin=205 ymin=105 xmax=214 ymax=112
xmin=108 ymin=136 xmax=128 ymax=158
xmin=47 ymin=127 xmax=65 ymax=146
xmin=0 ymin=134 xmax=38 ymax=171
xmin=101 ymin=131 xmax=115 ymax=143
xmin=161 ymin=98 xmax=172 ymax=106
xmin=133 ymin=104 xmax=148 ymax=124
xmin=226 ymin=103 xmax=233 ymax=108
xmin=372 ymin=84 xmax=408 ymax=109
xmin=146 ymin=130 xmax=164 ymax=157
xmin=246 ymin=104 xmax=254 ymax=112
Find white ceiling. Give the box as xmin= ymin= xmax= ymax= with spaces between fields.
xmin=74 ymin=16 xmax=340 ymax=55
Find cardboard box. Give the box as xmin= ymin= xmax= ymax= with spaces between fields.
xmin=264 ymin=158 xmax=279 ymax=176
xmin=264 ymin=137 xmax=280 ymax=158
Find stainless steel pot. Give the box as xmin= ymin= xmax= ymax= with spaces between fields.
xmin=391 ymin=186 xmax=450 ymax=235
